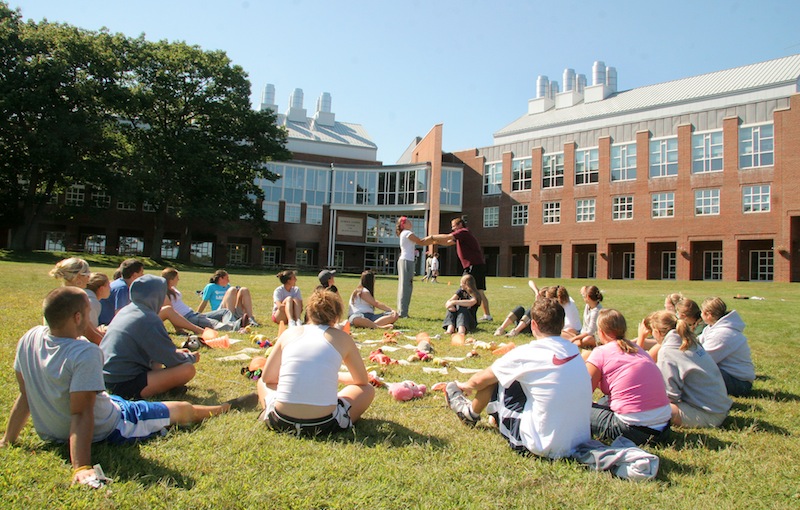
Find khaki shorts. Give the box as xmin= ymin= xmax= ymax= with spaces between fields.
xmin=675 ymin=402 xmax=727 ymax=428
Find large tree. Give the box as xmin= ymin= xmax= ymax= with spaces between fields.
xmin=0 ymin=3 xmax=123 ymax=249
xmin=114 ymin=38 xmax=290 ymax=261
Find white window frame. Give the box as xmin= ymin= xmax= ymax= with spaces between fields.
xmin=43 ymin=231 xmax=66 ymax=251
xmin=661 ymin=251 xmax=676 ymax=280
xmin=543 ymin=202 xmax=560 ymax=224
xmin=91 ymin=189 xmax=111 ymax=208
xmin=692 ymin=130 xmax=723 ymax=173
xmin=743 ymin=185 xmax=770 ymax=213
xmin=575 ymin=148 xmax=599 ymax=185
xmin=749 ymin=250 xmax=773 ymax=281
xmin=483 ymin=206 xmax=499 ymax=228
xmin=511 ymin=204 xmax=528 ymax=226
xmin=227 ymin=243 xmax=249 ymax=265
xmin=542 ymin=153 xmax=564 ymax=189
xmin=576 ymin=198 xmax=596 ymax=223
xmin=694 ymin=189 xmax=720 ymax=216
xmin=611 ymin=142 xmax=637 ymax=181
xmin=284 ymin=203 xmax=301 ymax=224
xmin=65 ymin=184 xmax=85 ymax=206
xmin=651 ymin=192 xmax=675 ymax=218
xmin=483 ymin=161 xmax=502 ymax=195
xmin=117 ymin=201 xmax=136 ymax=211
xmin=511 ymin=157 xmax=532 ymax=192
xmin=262 ymin=246 xmax=281 ymax=266
xmin=649 ymin=137 xmax=678 ymax=178
xmin=306 ymin=205 xmax=323 ymax=225
xmin=739 ymin=123 xmax=774 ymax=169
xmin=623 ymin=252 xmax=635 ymax=280
xmin=262 ymin=202 xmax=279 ymax=222
xmin=612 ymin=195 xmax=634 ymax=221
xmin=703 ymin=251 xmax=723 ymax=281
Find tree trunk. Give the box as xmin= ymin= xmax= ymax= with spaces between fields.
xmin=149 ymin=209 xmax=166 ymax=261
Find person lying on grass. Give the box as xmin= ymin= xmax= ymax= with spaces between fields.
xmin=0 ymin=287 xmax=236 ymax=487
xmin=257 ymin=287 xmax=374 ymax=435
xmin=444 ymin=297 xmax=592 ymax=459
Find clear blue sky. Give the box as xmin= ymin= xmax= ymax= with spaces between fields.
xmin=10 ymin=0 xmax=800 ymax=163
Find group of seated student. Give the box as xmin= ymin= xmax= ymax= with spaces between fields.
xmin=494 ymin=280 xmax=580 ymax=338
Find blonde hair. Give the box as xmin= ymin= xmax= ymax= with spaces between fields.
xmin=49 ymin=258 xmax=90 ymax=285
xmin=597 ymin=309 xmax=636 ymax=354
xmin=648 ymin=310 xmax=696 ymax=351
xmin=86 ymin=272 xmax=110 ymax=293
xmin=161 ymin=268 xmax=180 ymax=299
xmin=701 ymin=297 xmax=727 ymax=322
xmin=306 ymin=287 xmax=344 ymax=326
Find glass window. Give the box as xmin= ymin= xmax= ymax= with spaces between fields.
xmin=262 ymin=246 xmax=280 ymax=266
xmin=739 ymin=124 xmax=774 ymax=168
xmin=440 ymin=168 xmax=463 ymax=207
xmin=575 ymin=148 xmax=599 ymax=185
xmin=623 ymin=252 xmax=635 ymax=279
xmin=161 ymin=239 xmax=179 ymax=259
xmin=511 ymin=158 xmax=532 ymax=191
xmin=542 ymin=153 xmax=564 ymax=188
xmin=284 ymin=204 xmax=301 ymax=224
xmin=611 ymin=142 xmax=637 ymax=181
xmin=190 ymin=241 xmax=214 ymax=266
xmin=651 ymin=192 xmax=675 ymax=218
xmin=483 ymin=161 xmax=502 ymax=195
xmin=117 ymin=201 xmax=136 ymax=211
xmin=612 ymin=196 xmax=634 ymax=220
xmin=43 ymin=231 xmax=66 ymax=251
xmin=227 ymin=243 xmax=249 ymax=265
xmin=576 ymin=198 xmax=596 ymax=222
xmin=91 ymin=189 xmax=111 ymax=208
xmin=703 ymin=251 xmax=723 ymax=280
xmin=743 ymin=185 xmax=770 ymax=213
xmin=483 ymin=206 xmax=499 ymax=228
xmin=296 ymin=247 xmax=314 ymax=267
xmin=118 ymin=236 xmax=144 ymax=256
xmin=649 ymin=137 xmax=678 ymax=178
xmin=262 ymin=202 xmax=279 ymax=222
xmin=662 ymin=252 xmax=676 ymax=280
xmin=695 ymin=189 xmax=720 ymax=216
xmin=692 ymin=131 xmax=723 ymax=173
xmin=749 ymin=250 xmax=773 ymax=281
xmin=83 ymin=234 xmax=107 ymax=255
xmin=511 ymin=204 xmax=528 ymax=226
xmin=364 ymin=247 xmax=396 ymax=275
xmin=142 ymin=202 xmax=156 ymax=213
xmin=306 ymin=205 xmax=323 ymax=225
xmin=65 ymin=185 xmax=85 ymax=206
xmin=543 ymin=202 xmax=560 ymax=224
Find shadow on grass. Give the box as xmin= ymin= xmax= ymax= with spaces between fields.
xmin=722 ymin=413 xmax=791 ymax=435
xmin=43 ymin=441 xmax=196 ymax=489
xmin=291 ymin=418 xmax=450 ymax=449
xmin=662 ymin=430 xmax=731 ymax=451
xmin=747 ymin=387 xmax=800 ymax=403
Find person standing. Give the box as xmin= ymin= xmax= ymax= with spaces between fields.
xmin=424 ymin=216 xmax=492 ymax=321
xmin=396 ymin=216 xmax=428 ymax=319
xmin=430 ymin=252 xmax=440 ymax=283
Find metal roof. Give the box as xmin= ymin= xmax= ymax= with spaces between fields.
xmin=494 ymin=54 xmax=800 ymax=139
xmin=277 ymin=114 xmax=377 ymax=150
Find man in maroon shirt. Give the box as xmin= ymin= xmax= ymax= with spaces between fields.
xmin=424 ymin=216 xmax=492 ymax=321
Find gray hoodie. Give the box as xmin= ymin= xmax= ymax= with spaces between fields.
xmin=102 ymin=274 xmax=195 ymax=384
xmin=699 ymin=310 xmax=755 ymax=382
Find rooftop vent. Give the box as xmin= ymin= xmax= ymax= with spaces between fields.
xmin=314 ymin=92 xmax=335 ymax=127
xmin=287 ymin=88 xmax=307 ymax=122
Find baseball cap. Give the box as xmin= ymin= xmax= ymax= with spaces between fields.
xmin=318 ymin=269 xmax=336 ymax=286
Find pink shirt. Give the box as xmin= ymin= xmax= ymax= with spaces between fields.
xmin=587 ymin=342 xmax=670 ymax=415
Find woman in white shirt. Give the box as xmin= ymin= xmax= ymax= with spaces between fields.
xmin=348 ymin=271 xmax=398 ymax=329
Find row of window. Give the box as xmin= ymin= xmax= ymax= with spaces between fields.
xmin=483 ymin=185 xmax=770 ymax=227
xmin=484 ymin=123 xmax=774 ymax=194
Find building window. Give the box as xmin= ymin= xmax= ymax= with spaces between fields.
xmin=118 ymin=236 xmax=144 ymax=256
xmin=576 ymin=198 xmax=596 ymax=223
xmin=651 ymin=192 xmax=675 ymax=218
xmin=333 ymin=250 xmax=344 ymax=270
xmin=142 ymin=202 xmax=156 ymax=213
xmin=227 ymin=243 xmax=249 ymax=265
xmin=284 ymin=204 xmax=301 ymax=224
xmin=749 ymin=250 xmax=773 ymax=281
xmin=483 ymin=206 xmax=499 ymax=228
xmin=262 ymin=202 xmax=279 ymax=222
xmin=612 ymin=196 xmax=634 ymax=220
xmin=695 ymin=189 xmax=720 ymax=216
xmin=743 ymin=185 xmax=770 ymax=213
xmin=575 ymin=148 xmax=599 ymax=185
xmin=440 ymin=168 xmax=463 ymax=207
xmin=90 ymin=190 xmax=111 ymax=208
xmin=117 ymin=201 xmax=136 ymax=211
xmin=611 ymin=142 xmax=637 ymax=181
xmin=364 ymin=247 xmax=396 ymax=274
xmin=739 ymin=123 xmax=774 ymax=168
xmin=262 ymin=246 xmax=280 ymax=266
xmin=43 ymin=231 xmax=66 ymax=251
xmin=511 ymin=204 xmax=528 ymax=226
xmin=649 ymin=137 xmax=678 ymax=178
xmin=161 ymin=239 xmax=179 ymax=259
xmin=83 ymin=234 xmax=107 ymax=254
xmin=190 ymin=241 xmax=214 ymax=266
xmin=306 ymin=205 xmax=323 ymax=225
xmin=692 ymin=130 xmax=723 ymax=173
xmin=65 ymin=185 xmax=85 ymax=206
xmin=587 ymin=253 xmax=597 ymax=279
xmin=542 ymin=153 xmax=564 ymax=189
xmin=623 ymin=252 xmax=635 ymax=279
xmin=483 ymin=161 xmax=502 ymax=195
xmin=703 ymin=251 xmax=723 ymax=281
xmin=543 ymin=202 xmax=561 ymax=224
xmin=296 ymin=248 xmax=314 ymax=267
xmin=662 ymin=252 xmax=676 ymax=280
xmin=511 ymin=157 xmax=532 ymax=192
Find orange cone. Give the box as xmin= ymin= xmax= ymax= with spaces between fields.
xmin=278 ymin=321 xmax=286 ymax=337
xmin=342 ymin=321 xmax=351 ymax=334
xmin=492 ymin=342 xmax=516 ymax=356
xmin=202 ymin=328 xmax=218 ymax=341
xmin=204 ymin=335 xmax=230 ymax=349
xmin=451 ymin=332 xmax=465 ymax=346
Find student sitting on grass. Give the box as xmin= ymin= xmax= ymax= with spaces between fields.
xmin=444 ymin=297 xmax=591 ymax=458
xmin=586 ymin=309 xmax=672 ymax=445
xmin=442 ymin=274 xmax=482 ymax=335
xmin=49 ymin=257 xmax=104 ymax=346
xmin=699 ymin=297 xmax=755 ymax=396
xmin=647 ymin=310 xmax=732 ymax=428
xmin=161 ymin=268 xmax=242 ymax=332
xmin=101 ymin=275 xmax=200 ymax=400
xmin=272 ymin=270 xmax=303 ymax=327
xmin=85 ymin=272 xmax=111 ymax=330
xmin=198 ymin=269 xmax=258 ymax=327
xmin=0 ymin=287 xmax=234 ymax=487
xmin=257 ymin=287 xmax=374 ymax=435
xmin=347 ymin=270 xmax=398 ymax=330
xmin=570 ymin=285 xmax=603 ymax=349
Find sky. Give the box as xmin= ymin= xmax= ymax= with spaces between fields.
xmin=9 ymin=0 xmax=800 ymax=164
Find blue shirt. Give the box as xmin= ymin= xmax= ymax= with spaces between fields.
xmin=98 ymin=278 xmax=130 ymax=325
xmin=201 ymin=282 xmax=230 ymax=311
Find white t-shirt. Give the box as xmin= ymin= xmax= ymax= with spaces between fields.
xmin=169 ymin=288 xmax=194 ymax=317
xmin=349 ymin=288 xmax=375 ymax=315
xmin=430 ymin=257 xmax=440 ymax=272
xmin=563 ymin=297 xmax=581 ymax=331
xmin=399 ymin=229 xmax=415 ymax=262
xmin=489 ymin=336 xmax=591 ymax=458
xmin=273 ymin=285 xmax=302 ymax=314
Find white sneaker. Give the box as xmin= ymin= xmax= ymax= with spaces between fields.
xmin=479 ymin=315 xmax=493 ymax=322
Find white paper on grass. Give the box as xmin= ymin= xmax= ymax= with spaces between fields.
xmin=423 ymin=367 xmax=448 ymax=374
xmin=214 ymin=353 xmax=252 ymax=362
xmin=455 ymin=367 xmax=481 ymax=374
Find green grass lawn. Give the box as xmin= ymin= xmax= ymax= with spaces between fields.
xmin=1 ymin=252 xmax=799 ymax=508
